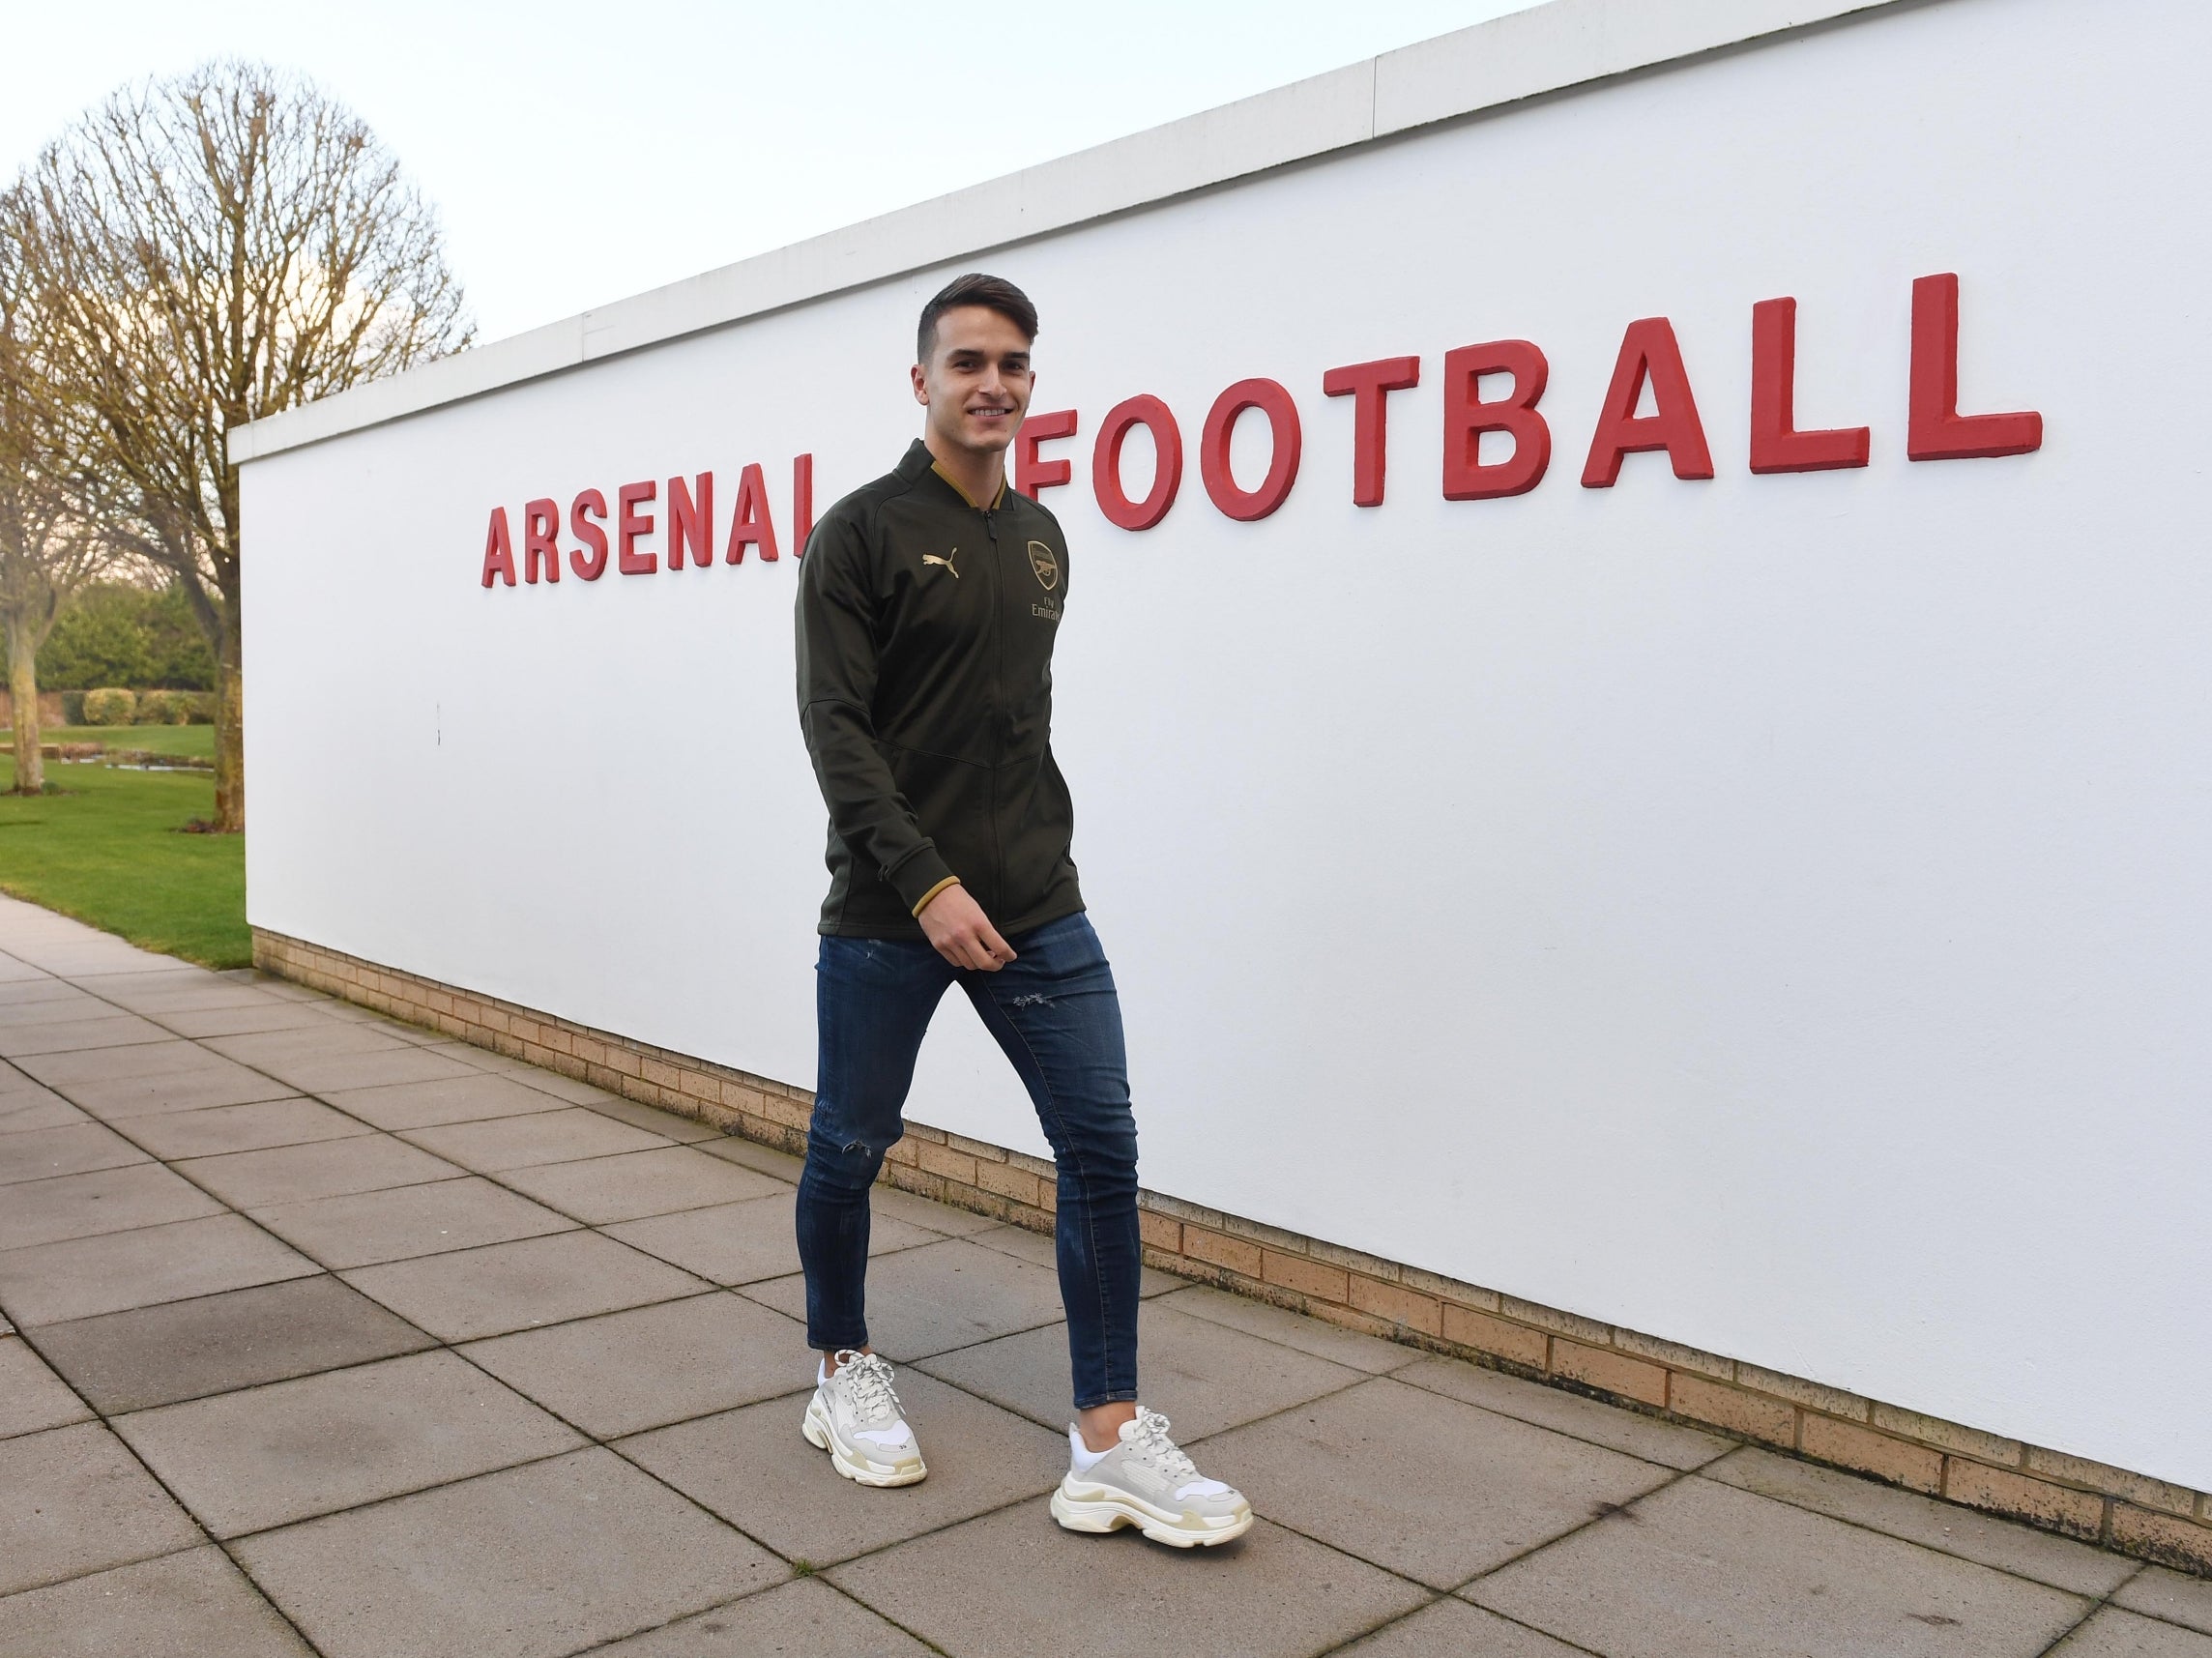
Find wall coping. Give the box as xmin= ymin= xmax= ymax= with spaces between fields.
xmin=229 ymin=0 xmax=1905 ymax=465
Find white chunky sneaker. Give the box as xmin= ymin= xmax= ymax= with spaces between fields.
xmin=800 ymin=1351 xmax=926 ymax=1487
xmin=1051 ymin=1407 xmax=1252 ymax=1547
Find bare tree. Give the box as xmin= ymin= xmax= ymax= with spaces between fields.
xmin=0 ymin=189 xmax=108 ymax=796
xmin=11 ymin=62 xmax=471 ymax=830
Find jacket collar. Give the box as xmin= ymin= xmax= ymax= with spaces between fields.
xmin=901 ymin=438 xmax=1007 ymax=510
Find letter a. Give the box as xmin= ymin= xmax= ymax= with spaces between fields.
xmin=480 ymin=506 xmax=518 ymax=588
xmin=725 ymin=463 xmax=780 ymax=562
xmin=1582 ymin=317 xmax=1715 ymax=487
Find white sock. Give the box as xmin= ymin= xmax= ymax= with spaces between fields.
xmin=1068 ymin=1424 xmax=1111 ymax=1471
xmin=817 ymin=1359 xmax=830 ymax=1387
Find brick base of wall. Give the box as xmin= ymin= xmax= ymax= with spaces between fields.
xmin=253 ymin=925 xmax=2212 ymax=1578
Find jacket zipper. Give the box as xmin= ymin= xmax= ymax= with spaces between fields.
xmin=983 ymin=502 xmax=1005 ymax=915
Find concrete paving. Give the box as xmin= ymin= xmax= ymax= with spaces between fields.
xmin=0 ymin=892 xmax=2198 ymax=1657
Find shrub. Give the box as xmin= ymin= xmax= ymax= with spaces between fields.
xmin=60 ymin=690 xmax=87 ymax=725
xmin=186 ymin=693 xmax=215 ymax=724
xmin=133 ymin=689 xmax=195 ymax=725
xmin=80 ymin=687 xmax=136 ymax=725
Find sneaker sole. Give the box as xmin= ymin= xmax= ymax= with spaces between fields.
xmin=1051 ymin=1482 xmax=1253 ymax=1548
xmin=802 ymin=1394 xmax=927 ymax=1488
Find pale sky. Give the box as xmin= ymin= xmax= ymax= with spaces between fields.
xmin=4 ymin=1 xmax=1541 ymax=345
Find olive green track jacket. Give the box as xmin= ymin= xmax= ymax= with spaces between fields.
xmin=795 ymin=439 xmax=1083 ymax=939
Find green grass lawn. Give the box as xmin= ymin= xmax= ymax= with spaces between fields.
xmin=0 ymin=756 xmax=247 ymax=969
xmin=41 ymin=723 xmax=217 ymax=760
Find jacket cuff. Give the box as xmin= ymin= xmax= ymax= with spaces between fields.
xmin=887 ymin=846 xmax=958 ymax=916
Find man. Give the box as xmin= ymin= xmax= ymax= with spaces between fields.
xmin=791 ymin=272 xmax=1251 ymax=1548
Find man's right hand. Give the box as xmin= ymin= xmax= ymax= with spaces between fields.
xmin=917 ymin=884 xmax=1017 ymax=972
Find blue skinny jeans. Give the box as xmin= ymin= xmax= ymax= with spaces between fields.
xmin=795 ymin=911 xmax=1141 ymax=1411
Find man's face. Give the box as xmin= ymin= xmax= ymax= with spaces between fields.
xmin=912 ymin=305 xmax=1034 ymax=456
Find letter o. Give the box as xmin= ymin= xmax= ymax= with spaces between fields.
xmin=1091 ymin=395 xmax=1183 ymax=531
xmin=1200 ymin=378 xmax=1301 ymax=521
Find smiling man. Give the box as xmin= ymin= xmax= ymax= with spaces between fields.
xmin=790 ymin=273 xmax=1252 ymax=1548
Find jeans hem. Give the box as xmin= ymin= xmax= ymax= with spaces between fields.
xmin=1072 ymin=1388 xmax=1141 ymax=1411
xmin=807 ymin=1332 xmax=870 ymax=1354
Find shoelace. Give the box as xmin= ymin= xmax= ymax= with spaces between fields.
xmin=835 ymin=1351 xmax=904 ymax=1427
xmin=1125 ymin=1408 xmax=1198 ymax=1481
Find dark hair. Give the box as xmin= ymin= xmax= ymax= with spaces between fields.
xmin=917 ymin=273 xmax=1037 ymax=364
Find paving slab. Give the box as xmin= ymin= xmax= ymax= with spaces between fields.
xmin=695 ymin=1133 xmax=806 ymax=1181
xmin=1707 ymin=1445 xmax=2139 ymax=1596
xmin=0 ymin=989 xmax=106 ymax=1026
xmin=101 ymin=979 xmax=307 ymax=1014
xmin=585 ymin=1577 xmax=935 ymax=1656
xmin=0 ymin=1119 xmax=150 ymax=1184
xmin=175 ymin=1133 xmax=463 ymax=1207
xmin=0 ymin=1212 xmax=319 ymax=1325
xmin=115 ymin=1348 xmax=584 ymax=1536
xmin=149 ymin=1001 xmax=359 ymax=1038
xmin=1199 ymin=1375 xmax=1676 ymax=1589
xmin=1395 ymin=1353 xmax=1733 ymax=1471
xmin=0 ymin=1011 xmax=174 ymax=1056
xmin=0 ymin=977 xmax=90 ymax=1009
xmin=205 ymin=1023 xmax=416 ymax=1066
xmin=15 ymin=1037 xmax=231 ymax=1088
xmin=341 ymin=1229 xmax=709 ymax=1341
xmin=0 ymin=1160 xmax=225 ymax=1251
xmin=234 ymin=1447 xmax=785 ymax=1658
xmin=962 ymin=1219 xmax=1185 ymax=1295
xmin=0 ymin=1544 xmax=314 ymax=1658
xmin=2056 ymin=1608 xmax=2212 ymax=1656
xmin=112 ymin=1094 xmax=365 ymax=1159
xmin=36 ymin=1056 xmax=298 ymax=1120
xmin=399 ymin=1106 xmax=678 ymax=1172
xmin=496 ymin=1144 xmax=788 ymax=1224
xmin=1157 ymin=1283 xmax=1423 ymax=1375
xmin=0 ymin=1332 xmax=95 ymax=1438
xmin=1467 ymin=1474 xmax=2088 ymax=1658
xmin=461 ymin=1290 xmax=808 ymax=1437
xmin=0 ymin=1085 xmax=88 ymax=1134
xmin=606 ymin=1189 xmax=939 ymax=1287
xmin=236 ymin=1043 xmax=486 ymax=1094
xmin=863 ymin=1179 xmax=1002 ymax=1236
xmin=577 ymin=1093 xmax=726 ymax=1141
xmin=830 ymin=1505 xmax=1429 ymax=1658
xmin=0 ymin=1420 xmax=205 ymax=1594
xmin=2117 ymin=1569 xmax=2212 ymax=1637
xmin=741 ymin=1236 xmax=1071 ymax=1360
xmin=1334 ymin=1596 xmax=1586 ymax=1655
xmin=251 ymin=1173 xmax=578 ymax=1268
xmin=919 ymin=1297 xmax=1365 ymax=1438
xmin=621 ymin=1367 xmax=1067 ymax=1566
xmin=34 ymin=1274 xmax=435 ymax=1413
xmin=313 ymin=1070 xmax=575 ymax=1130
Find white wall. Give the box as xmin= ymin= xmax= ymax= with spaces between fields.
xmin=243 ymin=0 xmax=2212 ymax=1491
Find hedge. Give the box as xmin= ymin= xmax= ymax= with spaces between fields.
xmin=80 ymin=688 xmax=136 ymax=725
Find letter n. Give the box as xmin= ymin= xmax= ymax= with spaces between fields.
xmin=668 ymin=472 xmax=715 ymax=567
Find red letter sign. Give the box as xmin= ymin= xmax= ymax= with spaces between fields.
xmin=1907 ymin=273 xmax=2043 ymax=461
xmin=1441 ymin=341 xmax=1551 ymax=501
xmin=569 ymin=490 xmax=609 ymax=580
xmin=793 ymin=453 xmax=815 ymax=556
xmin=667 ymin=473 xmax=715 ymax=568
xmin=617 ymin=480 xmax=658 ymax=574
xmin=1092 ymin=395 xmax=1183 ymax=531
xmin=1200 ymin=379 xmax=1301 ymax=522
xmin=1582 ymin=318 xmax=1715 ymax=487
xmin=1749 ymin=298 xmax=1870 ymax=474
xmin=1322 ymin=356 xmax=1420 ymax=508
xmin=726 ymin=463 xmax=780 ymax=562
xmin=521 ymin=498 xmax=562 ymax=584
xmin=1016 ymin=409 xmax=1079 ymax=499
xmin=480 ymin=507 xmax=517 ymax=588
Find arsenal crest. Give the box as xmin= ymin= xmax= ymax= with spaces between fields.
xmin=1028 ymin=540 xmax=1060 ymax=592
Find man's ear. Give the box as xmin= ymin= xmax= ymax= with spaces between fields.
xmin=911 ymin=363 xmax=929 ymax=405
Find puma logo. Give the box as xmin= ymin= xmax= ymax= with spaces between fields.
xmin=923 ymin=548 xmax=959 ymax=578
